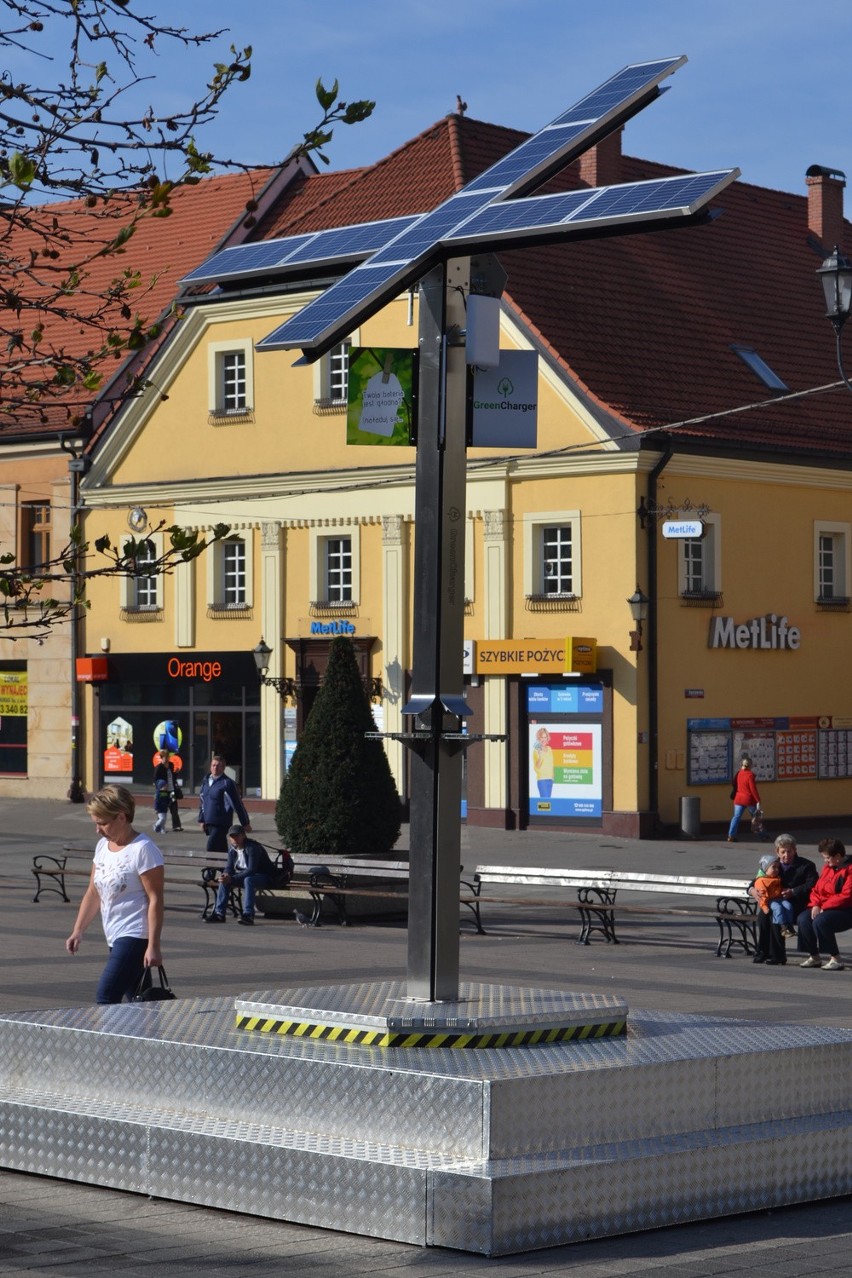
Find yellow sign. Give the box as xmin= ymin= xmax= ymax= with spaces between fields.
xmin=474 ymin=640 xmax=567 ymax=674
xmin=565 ymin=637 xmax=597 ymax=674
xmin=0 ymin=671 xmax=27 ymax=716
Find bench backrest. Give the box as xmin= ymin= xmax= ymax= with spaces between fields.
xmin=473 ymin=864 xmax=751 ymax=897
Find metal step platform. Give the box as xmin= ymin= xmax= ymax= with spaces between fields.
xmin=0 ymin=981 xmax=850 ymax=1255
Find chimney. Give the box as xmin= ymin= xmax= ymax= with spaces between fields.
xmin=806 ymin=164 xmax=846 ymax=251
xmin=579 ymin=127 xmax=622 ymax=188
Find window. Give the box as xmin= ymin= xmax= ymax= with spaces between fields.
xmin=119 ymin=535 xmax=162 ymax=613
xmin=541 ymin=525 xmax=574 ymax=596
xmin=208 ymin=339 xmax=253 ymax=416
xmin=523 ymin=511 xmax=582 ymax=603
xmin=731 ymin=344 xmax=789 ymax=392
xmin=221 ymin=351 xmax=246 ymax=412
xmin=310 ymin=527 xmax=360 ymax=607
xmin=313 ymin=335 xmax=357 ymax=408
xmin=21 ymin=501 xmax=51 ymax=571
xmin=325 ymin=536 xmax=352 ymax=602
xmin=223 ymin=539 xmax=246 ymax=607
xmin=679 ymin=516 xmax=720 ymax=599
xmin=814 ymin=521 xmax=850 ymax=603
xmin=207 ymin=533 xmax=253 ymax=612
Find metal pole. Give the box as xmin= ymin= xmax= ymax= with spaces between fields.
xmin=404 ymin=260 xmax=471 ymax=1001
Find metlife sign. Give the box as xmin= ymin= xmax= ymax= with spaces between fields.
xmin=470 ymin=349 xmax=538 ymax=448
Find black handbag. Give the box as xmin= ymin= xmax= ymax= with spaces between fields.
xmin=133 ymin=964 xmax=176 ymax=1002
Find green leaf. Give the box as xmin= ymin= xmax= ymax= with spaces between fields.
xmin=315 ymin=78 xmax=339 ymax=111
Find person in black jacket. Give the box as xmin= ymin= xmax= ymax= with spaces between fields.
xmin=153 ymin=748 xmax=183 ymax=832
xmin=205 ymin=825 xmax=275 ymax=925
xmin=196 ymin=753 xmax=251 ymax=852
xmin=750 ymin=833 xmax=817 ymax=965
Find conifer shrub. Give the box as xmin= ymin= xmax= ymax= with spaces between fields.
xmin=275 ymin=636 xmax=401 ymax=857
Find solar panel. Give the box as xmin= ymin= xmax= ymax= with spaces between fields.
xmin=445 ymin=171 xmax=736 ymax=247
xmin=257 ymin=262 xmax=403 ymax=349
xmin=181 ymin=216 xmax=418 ymax=286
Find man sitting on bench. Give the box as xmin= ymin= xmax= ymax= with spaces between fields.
xmin=205 ymin=825 xmax=275 ymax=927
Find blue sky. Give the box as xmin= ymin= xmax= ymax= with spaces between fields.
xmin=142 ymin=0 xmax=852 ymax=197
xmin=14 ymin=1 xmax=852 ymax=196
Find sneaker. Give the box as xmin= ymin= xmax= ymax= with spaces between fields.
xmin=205 ymin=912 xmax=226 ymax=924
xmin=781 ymin=927 xmax=796 ymax=938
xmin=799 ymin=956 xmax=822 ymax=968
xmin=237 ymin=914 xmax=254 ymax=926
xmin=727 ymin=837 xmax=738 ymax=843
xmin=823 ymin=957 xmax=844 ymax=971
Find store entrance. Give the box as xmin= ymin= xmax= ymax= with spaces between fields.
xmin=192 ymin=710 xmax=247 ymax=792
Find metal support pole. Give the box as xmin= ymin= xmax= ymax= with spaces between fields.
xmin=404 ymin=260 xmax=471 ymax=1001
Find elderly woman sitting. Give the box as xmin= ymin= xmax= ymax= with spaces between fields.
xmin=797 ymin=837 xmax=852 ymax=970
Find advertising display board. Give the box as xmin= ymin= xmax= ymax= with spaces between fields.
xmin=688 ymin=714 xmax=852 ymax=784
xmin=526 ymin=683 xmax=604 ymax=823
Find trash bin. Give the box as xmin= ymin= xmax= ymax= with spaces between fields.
xmin=680 ymin=795 xmax=701 ymax=839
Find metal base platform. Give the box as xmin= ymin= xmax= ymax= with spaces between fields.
xmin=1 ymin=983 xmax=851 ymax=1255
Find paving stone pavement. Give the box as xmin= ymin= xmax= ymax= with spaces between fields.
xmin=1 ymin=796 xmax=851 ymax=1274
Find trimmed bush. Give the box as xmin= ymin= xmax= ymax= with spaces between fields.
xmin=275 ymin=636 xmax=401 ymax=857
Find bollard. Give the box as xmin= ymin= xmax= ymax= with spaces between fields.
xmin=680 ymin=795 xmax=701 ymax=839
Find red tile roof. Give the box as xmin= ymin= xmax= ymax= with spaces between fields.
xmin=2 ymin=168 xmax=273 ymax=438
xmin=256 ymin=114 xmax=852 ymax=461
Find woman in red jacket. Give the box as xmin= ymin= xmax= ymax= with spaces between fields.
xmin=797 ymin=838 xmax=852 ymax=970
xmin=727 ymin=756 xmax=761 ymax=842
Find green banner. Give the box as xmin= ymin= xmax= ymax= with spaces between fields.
xmin=346 ymin=348 xmax=417 ymax=446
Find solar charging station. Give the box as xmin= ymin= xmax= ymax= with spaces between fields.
xmin=5 ymin=60 xmax=852 ymax=1256
xmin=189 ymin=55 xmax=739 ymax=1008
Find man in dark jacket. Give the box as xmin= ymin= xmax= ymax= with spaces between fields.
xmin=206 ymin=825 xmax=275 ymax=925
xmin=196 ymin=753 xmax=251 ymax=852
xmin=750 ymin=833 xmax=817 ymax=965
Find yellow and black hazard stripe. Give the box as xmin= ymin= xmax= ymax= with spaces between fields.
xmin=235 ymin=1014 xmax=627 ymax=1047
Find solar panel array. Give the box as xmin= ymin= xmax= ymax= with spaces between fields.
xmin=182 ymin=215 xmax=418 ymax=286
xmin=184 ymin=57 xmax=738 ymax=359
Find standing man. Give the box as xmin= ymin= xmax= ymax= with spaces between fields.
xmin=205 ymin=825 xmax=275 ymax=926
xmin=197 ymin=753 xmax=251 ymax=852
xmin=750 ymin=833 xmax=817 ymax=965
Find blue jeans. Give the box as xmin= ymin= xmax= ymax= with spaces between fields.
xmin=728 ymin=804 xmax=757 ymax=839
xmin=770 ymin=899 xmax=795 ymax=928
xmin=215 ymin=871 xmax=271 ymax=918
xmin=96 ymin=936 xmax=149 ymax=1004
xmin=537 ymin=779 xmax=553 ymax=798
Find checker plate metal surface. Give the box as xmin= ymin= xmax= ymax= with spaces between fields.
xmin=234 ymin=980 xmax=628 ymax=1046
xmin=1 ymin=993 xmax=851 ymax=1255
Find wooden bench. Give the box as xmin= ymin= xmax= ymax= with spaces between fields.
xmin=257 ymin=855 xmax=483 ymax=931
xmin=34 ymin=845 xmax=240 ymax=917
xmin=471 ymin=866 xmax=757 ymax=956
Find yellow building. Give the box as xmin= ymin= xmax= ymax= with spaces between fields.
xmin=76 ymin=114 xmax=852 ymax=835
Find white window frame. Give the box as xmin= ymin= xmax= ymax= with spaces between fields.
xmin=814 ymin=520 xmax=851 ymax=602
xmin=208 ymin=338 xmax=254 ymax=415
xmin=310 ymin=526 xmax=360 ymax=605
xmin=523 ymin=511 xmax=582 ymax=599
xmin=678 ymin=514 xmax=721 ymax=596
xmin=207 ymin=533 xmax=254 ymax=609
xmin=312 ymin=330 xmax=359 ymax=406
xmin=121 ymin=531 xmax=164 ymax=611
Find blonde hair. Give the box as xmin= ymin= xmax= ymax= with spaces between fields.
xmin=86 ymin=784 xmax=135 ymax=824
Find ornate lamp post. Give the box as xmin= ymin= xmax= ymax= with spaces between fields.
xmin=816 ymin=245 xmax=852 ymax=392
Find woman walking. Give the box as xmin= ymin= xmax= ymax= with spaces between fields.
xmin=65 ymin=785 xmax=164 ymax=1003
xmin=727 ymin=755 xmax=761 ymax=842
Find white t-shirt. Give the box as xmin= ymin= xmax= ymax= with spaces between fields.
xmin=93 ymin=833 xmax=163 ymax=947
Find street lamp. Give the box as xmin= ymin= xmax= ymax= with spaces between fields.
xmin=627 ymin=586 xmax=649 ymax=652
xmin=252 ymin=637 xmax=298 ymax=702
xmin=816 ymin=245 xmax=852 ymax=392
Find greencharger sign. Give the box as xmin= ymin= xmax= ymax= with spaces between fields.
xmin=347 ymin=348 xmax=417 ymax=446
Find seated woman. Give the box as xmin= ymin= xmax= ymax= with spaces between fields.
xmin=797 ymin=837 xmax=852 ymax=970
